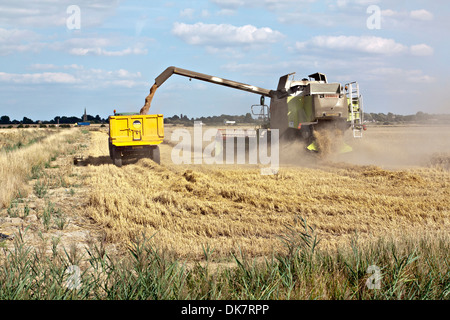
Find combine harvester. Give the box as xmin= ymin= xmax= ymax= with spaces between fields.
xmin=108 ymin=66 xmax=365 ymax=166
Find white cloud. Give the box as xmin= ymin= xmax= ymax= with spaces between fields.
xmin=61 ymin=37 xmax=113 ymax=48
xmin=51 ymin=36 xmax=150 ymax=57
xmin=0 ymin=72 xmax=78 ymax=84
xmin=296 ymin=35 xmax=434 ymax=57
xmin=0 ymin=66 xmax=145 ymax=88
xmin=0 ymin=28 xmax=37 ymax=41
xmin=63 ymin=64 xmax=84 ymax=70
xmin=381 ymin=9 xmax=399 ymax=17
xmin=30 ymin=63 xmax=59 ymax=70
xmin=211 ymin=0 xmax=315 ymax=11
xmin=172 ymin=22 xmax=283 ymax=47
xmin=201 ymin=9 xmax=211 ymax=18
xmin=86 ymin=68 xmax=142 ymax=80
xmin=410 ymin=44 xmax=434 ymax=56
xmin=410 ymin=9 xmax=434 ymax=21
xmin=296 ymin=35 xmax=409 ymax=55
xmin=68 ymin=47 xmax=147 ymax=56
xmin=0 ymin=27 xmax=150 ymax=57
xmin=0 ymin=0 xmax=120 ymax=28
xmin=217 ymin=9 xmax=236 ymax=16
xmin=204 ymin=46 xmax=245 ymax=59
xmin=210 ymin=0 xmax=317 ymax=19
xmin=369 ymin=67 xmax=435 ymax=83
xmin=334 ymin=0 xmax=381 ymax=9
xmin=210 ymin=0 xmax=245 ymax=9
xmin=180 ymin=8 xmax=195 ymax=19
xmin=379 ymin=8 xmax=435 ymax=29
xmin=0 ymin=27 xmax=42 ymax=55
xmin=380 ymin=8 xmax=434 ymax=21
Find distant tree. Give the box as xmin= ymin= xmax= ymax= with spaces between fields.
xmin=59 ymin=116 xmax=80 ymax=124
xmin=364 ymin=113 xmax=373 ymax=121
xmin=387 ymin=112 xmax=395 ymax=121
xmin=0 ymin=115 xmax=10 ymax=124
xmin=415 ymin=111 xmax=430 ymax=121
xmin=244 ymin=112 xmax=254 ymax=123
xmin=373 ymin=113 xmax=387 ymax=122
xmin=54 ymin=116 xmax=60 ymax=123
xmin=404 ymin=114 xmax=416 ymax=122
xmin=70 ymin=116 xmax=82 ymax=123
xmin=22 ymin=117 xmax=34 ymax=124
xmin=84 ymin=114 xmax=95 ymax=121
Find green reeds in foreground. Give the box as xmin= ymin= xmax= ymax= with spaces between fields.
xmin=0 ymin=221 xmax=448 ymax=300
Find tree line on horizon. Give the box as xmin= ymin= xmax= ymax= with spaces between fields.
xmin=0 ymin=114 xmax=105 ymax=125
xmin=1 ymin=111 xmax=449 ymax=126
xmin=364 ymin=111 xmax=450 ymax=124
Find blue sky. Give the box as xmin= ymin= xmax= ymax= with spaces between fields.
xmin=1 ymin=0 xmax=449 ymax=121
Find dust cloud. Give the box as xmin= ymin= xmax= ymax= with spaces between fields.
xmin=278 ymin=125 xmax=450 ymax=170
xmin=331 ymin=125 xmax=450 ymax=169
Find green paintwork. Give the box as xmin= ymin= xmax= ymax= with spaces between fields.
xmin=287 ymin=95 xmax=314 ymax=129
xmin=347 ymin=98 xmax=360 ymax=121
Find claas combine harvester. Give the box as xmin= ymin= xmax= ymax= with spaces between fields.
xmin=108 ymin=66 xmax=365 ymax=166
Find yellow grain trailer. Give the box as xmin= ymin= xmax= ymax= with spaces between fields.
xmin=108 ymin=112 xmax=164 ymax=167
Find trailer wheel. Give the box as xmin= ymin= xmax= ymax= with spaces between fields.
xmin=111 ymin=145 xmax=122 ymax=167
xmin=108 ymin=141 xmax=113 ymax=159
xmin=151 ymin=146 xmax=160 ymax=165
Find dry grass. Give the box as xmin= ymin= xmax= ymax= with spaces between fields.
xmin=0 ymin=128 xmax=80 ymax=208
xmin=0 ymin=128 xmax=54 ymax=152
xmin=83 ymin=127 xmax=450 ymax=260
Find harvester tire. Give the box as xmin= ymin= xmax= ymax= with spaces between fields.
xmin=151 ymin=146 xmax=160 ymax=165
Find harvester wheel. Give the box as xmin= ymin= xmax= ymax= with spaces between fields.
xmin=151 ymin=146 xmax=160 ymax=165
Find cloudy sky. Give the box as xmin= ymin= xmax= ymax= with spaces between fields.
xmin=1 ymin=0 xmax=449 ymax=121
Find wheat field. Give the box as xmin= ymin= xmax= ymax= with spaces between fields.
xmin=0 ymin=128 xmax=54 ymax=152
xmin=0 ymin=128 xmax=79 ymax=208
xmin=0 ymin=124 xmax=449 ymax=300
xmin=82 ymin=125 xmax=450 ymax=260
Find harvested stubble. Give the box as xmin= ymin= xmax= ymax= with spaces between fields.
xmin=84 ymin=131 xmax=450 ymax=260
